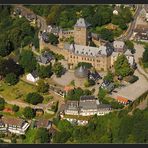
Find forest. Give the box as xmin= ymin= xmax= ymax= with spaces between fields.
xmin=53 ymin=105 xmax=148 ymax=143
xmin=26 ymin=5 xmax=133 ymax=38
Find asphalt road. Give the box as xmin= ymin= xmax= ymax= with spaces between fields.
xmin=117 ymin=4 xmax=143 ymax=41
xmin=14 ymin=4 xmax=47 ymax=32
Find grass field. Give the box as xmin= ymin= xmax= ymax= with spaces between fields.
xmin=0 ymin=80 xmax=36 ymax=101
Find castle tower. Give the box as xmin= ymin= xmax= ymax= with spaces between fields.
xmin=74 ymin=18 xmax=88 ymax=46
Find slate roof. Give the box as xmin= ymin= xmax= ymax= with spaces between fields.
xmin=80 ymin=95 xmax=96 ymax=101
xmin=37 ymin=51 xmax=53 ymax=64
xmin=1 ymin=117 xmax=25 ymax=127
xmin=65 ymin=101 xmax=79 ymax=111
xmin=79 ymin=100 xmax=98 ymax=110
xmin=89 ymin=71 xmax=101 ymax=81
xmin=113 ymin=41 xmax=125 ymax=49
xmin=31 ymin=70 xmax=39 ymax=78
xmin=103 ymin=82 xmax=114 ymax=92
xmin=97 ymin=104 xmax=112 ymax=110
xmin=74 ymin=18 xmax=89 ymax=28
xmin=69 ymin=43 xmax=113 ymax=57
xmin=35 ymin=119 xmax=52 ymax=128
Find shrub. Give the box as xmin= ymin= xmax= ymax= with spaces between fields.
xmin=26 ymin=92 xmax=44 ymax=105
xmin=0 ymin=97 xmax=5 ymax=111
xmin=12 ymin=105 xmax=19 ymax=112
xmin=23 ymin=107 xmax=35 ymax=119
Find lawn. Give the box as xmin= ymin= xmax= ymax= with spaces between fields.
xmin=0 ymin=80 xmax=36 ymax=101
xmin=35 ymin=112 xmax=55 ymax=120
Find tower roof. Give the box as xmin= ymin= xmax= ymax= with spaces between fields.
xmin=74 ymin=66 xmax=89 ymax=78
xmin=74 ymin=18 xmax=89 ymax=28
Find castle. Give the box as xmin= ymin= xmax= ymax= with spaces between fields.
xmin=42 ymin=18 xmax=134 ymax=72
xmin=60 ymin=18 xmax=114 ymax=71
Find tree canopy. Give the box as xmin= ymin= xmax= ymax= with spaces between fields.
xmin=34 ymin=128 xmax=50 ymax=143
xmin=65 ymin=87 xmax=92 ymax=100
xmin=5 ymin=73 xmax=19 ymax=85
xmin=0 ymin=97 xmax=5 ymax=111
xmin=114 ymin=54 xmax=133 ymax=77
xmin=53 ymin=106 xmax=148 ymax=143
xmin=19 ymin=50 xmax=37 ymax=73
xmin=142 ymin=45 xmax=148 ymax=68
xmin=52 ymin=62 xmax=64 ymax=77
xmin=23 ymin=107 xmax=35 ymax=119
xmin=37 ymin=64 xmax=53 ymax=78
xmin=37 ymin=80 xmax=49 ymax=93
xmin=26 ymin=92 xmax=44 ymax=105
xmin=100 ymin=28 xmax=114 ymax=42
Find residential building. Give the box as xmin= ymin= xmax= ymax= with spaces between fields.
xmin=89 ymin=71 xmax=101 ymax=81
xmin=42 ymin=32 xmax=50 ymax=43
xmin=111 ymin=51 xmax=136 ymax=68
xmin=101 ymin=80 xmax=115 ymax=92
xmin=36 ymin=51 xmax=54 ymax=65
xmin=0 ymin=116 xmax=30 ymax=135
xmin=113 ymin=40 xmax=125 ymax=52
xmin=60 ymin=95 xmax=112 ymax=117
xmin=124 ymin=50 xmax=135 ymax=67
xmin=134 ymin=24 xmax=148 ymax=42
xmin=64 ymin=101 xmax=79 ymax=115
xmin=35 ymin=119 xmax=52 ymax=130
xmin=26 ymin=70 xmax=39 ymax=83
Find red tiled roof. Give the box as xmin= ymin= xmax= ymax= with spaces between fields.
xmin=2 ymin=117 xmax=25 ymax=126
xmin=117 ymin=96 xmax=128 ymax=103
xmin=64 ymin=86 xmax=74 ymax=91
xmin=3 ymin=108 xmax=13 ymax=113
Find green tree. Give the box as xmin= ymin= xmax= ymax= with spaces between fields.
xmin=34 ymin=128 xmax=50 ymax=143
xmin=77 ymin=62 xmax=92 ymax=69
xmin=0 ymin=39 xmax=14 ymax=57
xmin=84 ymin=79 xmax=95 ymax=87
xmin=23 ymin=107 xmax=35 ymax=119
xmin=37 ymin=80 xmax=49 ymax=93
xmin=5 ymin=73 xmax=18 ymax=85
xmin=114 ymin=54 xmax=133 ymax=77
xmin=125 ymin=40 xmax=135 ymax=54
xmin=52 ymin=62 xmax=64 ymax=77
xmin=19 ymin=50 xmax=37 ymax=73
xmin=142 ymin=45 xmax=148 ymax=68
xmin=26 ymin=92 xmax=44 ymax=105
xmin=0 ymin=97 xmax=5 ymax=111
xmin=48 ymin=33 xmax=59 ymax=45
xmin=103 ymin=71 xmax=114 ymax=83
xmin=37 ymin=64 xmax=53 ymax=78
xmin=53 ymin=131 xmax=71 ymax=143
xmin=12 ymin=105 xmax=19 ymax=112
xmin=98 ymin=87 xmax=107 ymax=101
xmin=100 ymin=28 xmax=114 ymax=41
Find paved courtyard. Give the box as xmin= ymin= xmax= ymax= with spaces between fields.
xmin=110 ymin=43 xmax=148 ymax=101
xmin=111 ymin=70 xmax=148 ymax=101
xmin=52 ymin=71 xmax=87 ymax=88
